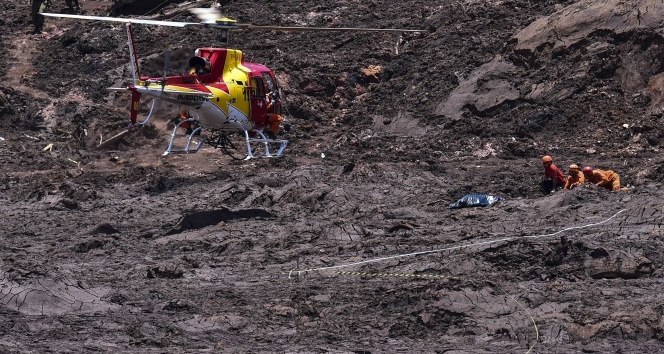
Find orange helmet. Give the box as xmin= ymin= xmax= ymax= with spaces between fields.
xmin=569 ymin=164 xmax=579 ymax=170
xmin=582 ymin=166 xmax=593 ymax=174
xmin=542 ymin=155 xmax=553 ymax=162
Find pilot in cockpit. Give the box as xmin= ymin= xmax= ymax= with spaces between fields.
xmin=188 ymin=56 xmax=212 ymax=75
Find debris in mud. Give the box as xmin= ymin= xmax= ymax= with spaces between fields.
xmin=59 ymin=198 xmax=78 ymax=210
xmin=342 ymin=162 xmax=355 ymax=174
xmin=158 ymin=299 xmax=192 ymax=312
xmin=147 ymin=264 xmax=184 ymax=279
xmin=585 ymin=248 xmax=654 ymax=279
xmin=97 ymin=130 xmax=131 ymax=149
xmin=75 ymin=239 xmax=106 ymax=253
xmin=41 ymin=195 xmax=79 ymax=210
xmin=448 ymin=193 xmax=503 ymax=209
xmin=165 ymin=207 xmax=273 ymax=235
xmin=388 ymin=222 xmax=418 ymax=233
xmin=92 ymin=223 xmax=120 ymax=234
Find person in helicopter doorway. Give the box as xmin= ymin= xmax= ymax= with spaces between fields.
xmin=263 ymin=92 xmax=283 ymax=140
xmin=31 ymin=0 xmax=49 ymax=34
xmin=188 ymin=56 xmax=212 ymax=75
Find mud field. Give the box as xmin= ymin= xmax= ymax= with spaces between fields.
xmin=2 ymin=0 xmax=664 ymax=352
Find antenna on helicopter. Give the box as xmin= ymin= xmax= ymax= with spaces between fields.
xmin=157 ymin=46 xmax=170 ymax=113
xmin=188 ymin=9 xmax=234 ymax=44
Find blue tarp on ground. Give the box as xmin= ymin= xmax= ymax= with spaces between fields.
xmin=448 ymin=194 xmax=503 ymax=209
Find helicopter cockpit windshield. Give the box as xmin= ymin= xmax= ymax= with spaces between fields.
xmin=188 ymin=56 xmax=212 ymax=75
xmin=262 ymin=72 xmax=277 ymax=95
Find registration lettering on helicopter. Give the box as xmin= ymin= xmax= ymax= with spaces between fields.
xmin=177 ymin=94 xmax=208 ymax=102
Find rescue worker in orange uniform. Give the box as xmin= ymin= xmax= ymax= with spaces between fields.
xmin=564 ymin=164 xmax=585 ymax=190
xmin=264 ymin=92 xmax=283 ymax=140
xmin=582 ymin=166 xmax=623 ymax=191
xmin=541 ymin=155 xmax=567 ymax=194
xmin=179 ymin=109 xmax=198 ymax=135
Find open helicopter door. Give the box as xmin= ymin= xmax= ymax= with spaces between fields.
xmin=236 ymin=75 xmax=286 ymax=158
xmin=249 ymin=76 xmax=268 ymax=127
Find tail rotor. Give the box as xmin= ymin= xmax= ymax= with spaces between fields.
xmin=129 ymin=92 xmax=141 ymax=126
xmin=126 ymin=47 xmax=170 ymax=128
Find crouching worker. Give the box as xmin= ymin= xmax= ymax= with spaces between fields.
xmin=582 ymin=166 xmax=627 ymax=191
xmin=264 ymin=112 xmax=283 ymax=140
xmin=540 ymin=155 xmax=567 ymax=194
xmin=263 ymin=94 xmax=282 ymax=140
xmin=564 ymin=164 xmax=585 ymax=190
xmin=179 ymin=110 xmax=198 ymax=136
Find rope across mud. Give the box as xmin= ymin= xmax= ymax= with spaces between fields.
xmin=289 ymin=207 xmax=661 ymax=352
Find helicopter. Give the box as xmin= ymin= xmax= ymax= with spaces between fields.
xmin=42 ymin=8 xmax=425 ymax=160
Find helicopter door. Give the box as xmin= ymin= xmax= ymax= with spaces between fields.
xmin=262 ymin=72 xmax=281 ymax=114
xmin=250 ymin=76 xmax=268 ymax=126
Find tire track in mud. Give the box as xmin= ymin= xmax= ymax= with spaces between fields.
xmin=6 ymin=36 xmax=66 ymax=137
xmin=7 ymin=37 xmax=52 ymax=101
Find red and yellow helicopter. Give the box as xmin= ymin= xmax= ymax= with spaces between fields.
xmin=42 ymin=8 xmax=424 ymax=159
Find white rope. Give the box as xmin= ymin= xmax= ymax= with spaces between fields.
xmin=142 ymin=0 xmax=171 ymax=16
xmin=290 ymin=209 xmax=627 ymax=276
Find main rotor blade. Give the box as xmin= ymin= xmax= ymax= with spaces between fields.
xmin=240 ymin=25 xmax=426 ymax=33
xmin=41 ymin=13 xmax=197 ymax=27
xmin=42 ymin=12 xmax=426 ymax=33
xmin=189 ymin=7 xmax=223 ymax=24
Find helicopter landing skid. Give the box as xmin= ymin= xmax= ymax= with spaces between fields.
xmin=162 ymin=118 xmax=204 ymax=156
xmin=204 ymin=125 xmax=288 ymax=160
xmin=161 ymin=120 xmax=288 ymax=160
xmin=242 ymin=128 xmax=288 ymax=160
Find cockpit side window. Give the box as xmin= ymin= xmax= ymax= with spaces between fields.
xmin=262 ymin=72 xmax=277 ymax=94
xmin=251 ymin=77 xmax=266 ymax=98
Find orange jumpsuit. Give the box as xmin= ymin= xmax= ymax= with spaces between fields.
xmin=180 ymin=110 xmax=193 ymax=130
xmin=564 ymin=171 xmax=585 ymax=190
xmin=265 ymin=99 xmax=282 ymax=134
xmin=267 ymin=113 xmax=283 ymax=134
xmin=544 ymin=163 xmax=567 ymax=187
xmin=586 ymin=169 xmax=621 ymax=191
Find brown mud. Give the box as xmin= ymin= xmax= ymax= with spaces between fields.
xmin=2 ymin=0 xmax=664 ymax=352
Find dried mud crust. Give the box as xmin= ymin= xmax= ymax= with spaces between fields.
xmin=2 ymin=0 xmax=664 ymax=353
